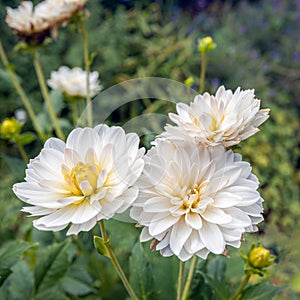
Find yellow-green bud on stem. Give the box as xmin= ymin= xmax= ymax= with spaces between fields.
xmin=184 ymin=76 xmax=194 ymax=88
xmin=197 ymin=36 xmax=216 ymax=53
xmin=249 ymin=246 xmax=273 ymax=269
xmin=0 ymin=118 xmax=22 ymax=140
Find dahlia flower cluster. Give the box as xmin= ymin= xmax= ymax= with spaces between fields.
xmin=5 ymin=0 xmax=87 ymax=43
xmin=130 ymin=86 xmax=269 ymax=261
xmin=13 ymin=86 xmax=269 ymax=261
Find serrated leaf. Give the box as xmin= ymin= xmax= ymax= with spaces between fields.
xmin=93 ymin=236 xmax=110 ymax=258
xmin=190 ymin=259 xmax=212 ymax=300
xmin=34 ymin=242 xmax=73 ymax=295
xmin=240 ymin=282 xmax=283 ymax=300
xmin=0 ymin=241 xmax=33 ymax=286
xmin=129 ymin=242 xmax=154 ymax=300
xmin=36 ymin=288 xmax=69 ymax=300
xmin=61 ymin=276 xmax=93 ymax=296
xmin=202 ymin=273 xmax=230 ymax=300
xmin=17 ymin=132 xmax=36 ymax=145
xmin=6 ymin=261 xmax=34 ymax=300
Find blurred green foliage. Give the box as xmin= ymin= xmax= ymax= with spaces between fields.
xmin=0 ymin=0 xmax=299 ymax=299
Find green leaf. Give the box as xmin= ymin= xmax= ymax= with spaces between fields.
xmin=5 ymin=261 xmax=34 ymax=300
xmin=129 ymin=242 xmax=154 ymax=300
xmin=61 ymin=255 xmax=96 ymax=297
xmin=207 ymin=256 xmax=227 ymax=283
xmin=34 ymin=242 xmax=73 ymax=295
xmin=0 ymin=155 xmax=26 ymax=181
xmin=61 ymin=276 xmax=93 ymax=297
xmin=93 ymin=236 xmax=110 ymax=258
xmin=36 ymin=288 xmax=69 ymax=300
xmin=0 ymin=241 xmax=33 ymax=286
xmin=190 ymin=259 xmax=212 ymax=300
xmin=240 ymin=282 xmax=283 ymax=300
xmin=17 ymin=132 xmax=36 ymax=146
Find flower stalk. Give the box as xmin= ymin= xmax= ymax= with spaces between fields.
xmin=181 ymin=255 xmax=197 ymax=300
xmin=99 ymin=220 xmax=138 ymax=300
xmin=32 ymin=49 xmax=65 ymax=140
xmin=16 ymin=140 xmax=29 ymax=163
xmin=0 ymin=40 xmax=46 ymax=142
xmin=230 ymin=273 xmax=251 ymax=300
xmin=177 ymin=260 xmax=185 ymax=300
xmin=199 ymin=51 xmax=207 ymax=93
xmin=80 ymin=19 xmax=93 ymax=127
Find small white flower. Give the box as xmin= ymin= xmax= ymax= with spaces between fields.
xmin=13 ymin=125 xmax=145 ymax=235
xmin=160 ymin=86 xmax=270 ymax=147
xmin=130 ymin=139 xmax=263 ymax=261
xmin=47 ymin=66 xmax=102 ymax=98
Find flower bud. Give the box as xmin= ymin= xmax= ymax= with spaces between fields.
xmin=249 ymin=246 xmax=273 ymax=269
xmin=184 ymin=76 xmax=194 ymax=88
xmin=0 ymin=118 xmax=22 ymax=140
xmin=197 ymin=36 xmax=216 ymax=53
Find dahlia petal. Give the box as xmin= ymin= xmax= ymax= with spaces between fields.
xmin=185 ymin=213 xmax=202 ymax=230
xmin=202 ymin=207 xmax=232 ymax=225
xmin=170 ymin=217 xmax=193 ymax=256
xmin=67 ymin=217 xmax=97 ymax=235
xmin=149 ymin=215 xmax=180 ymax=236
xmin=44 ymin=137 xmax=65 ymax=152
xmin=200 ymin=222 xmax=225 ymax=254
xmin=140 ymin=227 xmax=152 ymax=242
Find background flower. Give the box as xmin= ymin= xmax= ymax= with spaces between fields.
xmin=47 ymin=66 xmax=102 ymax=98
xmin=5 ymin=1 xmax=49 ymax=36
xmin=160 ymin=86 xmax=269 ymax=147
xmin=131 ymin=139 xmax=264 ymax=261
xmin=13 ymin=125 xmax=144 ymax=235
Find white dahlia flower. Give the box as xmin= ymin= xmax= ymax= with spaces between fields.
xmin=130 ymin=140 xmax=264 ymax=261
xmin=35 ymin=0 xmax=88 ymax=24
xmin=160 ymin=86 xmax=270 ymax=147
xmin=47 ymin=66 xmax=101 ymax=98
xmin=6 ymin=1 xmax=88 ymax=42
xmin=5 ymin=1 xmax=48 ymax=36
xmin=13 ymin=125 xmax=145 ymax=235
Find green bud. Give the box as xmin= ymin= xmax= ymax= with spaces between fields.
xmin=0 ymin=118 xmax=22 ymax=140
xmin=184 ymin=76 xmax=194 ymax=87
xmin=93 ymin=236 xmax=110 ymax=258
xmin=249 ymin=246 xmax=274 ymax=269
xmin=197 ymin=36 xmax=216 ymax=53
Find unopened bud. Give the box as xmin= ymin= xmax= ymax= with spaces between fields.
xmin=0 ymin=118 xmax=22 ymax=139
xmin=249 ymin=246 xmax=273 ymax=269
xmin=197 ymin=36 xmax=216 ymax=53
xmin=184 ymin=76 xmax=194 ymax=88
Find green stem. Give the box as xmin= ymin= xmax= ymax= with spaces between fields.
xmin=16 ymin=141 xmax=29 ymax=163
xmin=32 ymin=50 xmax=65 ymax=140
xmin=177 ymin=260 xmax=185 ymax=300
xmin=99 ymin=220 xmax=138 ymax=300
xmin=70 ymin=101 xmax=79 ymax=126
xmin=0 ymin=41 xmax=46 ymax=142
xmin=181 ymin=255 xmax=197 ymax=300
xmin=80 ymin=19 xmax=92 ymax=127
xmin=199 ymin=51 xmax=207 ymax=94
xmin=230 ymin=273 xmax=251 ymax=300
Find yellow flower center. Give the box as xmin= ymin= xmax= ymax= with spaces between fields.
xmin=62 ymin=162 xmax=100 ymax=198
xmin=182 ymin=181 xmax=208 ymax=210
